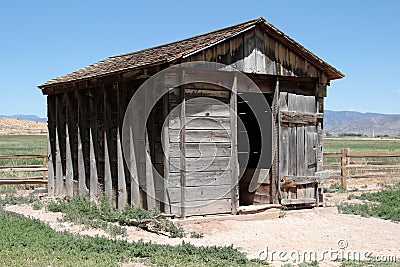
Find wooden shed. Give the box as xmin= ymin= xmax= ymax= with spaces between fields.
xmin=39 ymin=17 xmax=343 ymax=217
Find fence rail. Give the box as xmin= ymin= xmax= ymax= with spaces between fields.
xmin=0 ymin=154 xmax=47 ymax=185
xmin=323 ymin=148 xmax=400 ymax=190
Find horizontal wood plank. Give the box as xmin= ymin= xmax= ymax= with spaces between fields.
xmin=169 ymin=143 xmax=231 ymax=158
xmin=281 ymin=198 xmax=316 ymax=205
xmin=169 ymin=157 xmax=231 ymax=172
xmin=167 ymin=171 xmax=231 ymax=187
xmin=169 ymin=198 xmax=231 ymax=217
xmin=169 ymin=130 xmax=231 ymax=143
xmin=168 ymin=184 xmax=232 ymax=203
xmin=169 ymin=116 xmax=231 ymax=130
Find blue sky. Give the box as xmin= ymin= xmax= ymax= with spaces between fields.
xmin=0 ymin=0 xmax=399 ymax=117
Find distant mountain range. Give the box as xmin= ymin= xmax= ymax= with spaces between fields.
xmin=0 ymin=114 xmax=47 ymax=122
xmin=1 ymin=111 xmax=399 ymax=137
xmin=324 ymin=110 xmax=400 ymax=137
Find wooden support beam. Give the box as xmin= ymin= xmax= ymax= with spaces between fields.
xmin=89 ymin=128 xmax=98 ymax=201
xmin=117 ymin=128 xmax=127 ymax=209
xmin=55 ymin=125 xmax=63 ymax=196
xmin=341 ymin=148 xmax=349 ymax=190
xmin=145 ymin=131 xmax=156 ymax=210
xmin=104 ymin=130 xmax=112 ymax=198
xmin=130 ymin=127 xmax=140 ymax=206
xmin=89 ymin=91 xmax=98 ymax=202
xmin=103 ymin=88 xmax=112 ymax=199
xmin=47 ymin=135 xmax=54 ymax=197
xmin=65 ymin=122 xmax=73 ymax=197
xmin=77 ymin=127 xmax=87 ymax=195
xmin=179 ymin=72 xmax=186 ymax=218
xmin=77 ymin=91 xmax=87 ymax=195
xmin=271 ymin=79 xmax=279 ymax=204
xmin=230 ymin=74 xmax=239 ymax=214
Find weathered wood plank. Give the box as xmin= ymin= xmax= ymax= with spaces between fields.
xmin=169 ymin=117 xmax=231 ymax=130
xmin=168 ymin=185 xmax=232 ymax=203
xmin=145 ymin=132 xmax=156 ymax=210
xmin=89 ymin=128 xmax=98 ymax=202
xmin=179 ymin=81 xmax=186 ymax=218
xmin=169 ymin=130 xmax=231 ymax=143
xmin=170 ymin=157 xmax=230 ymax=173
xmin=47 ymin=134 xmax=54 ymax=196
xmin=230 ymin=75 xmax=239 ymax=214
xmin=170 ymin=198 xmax=231 ymax=217
xmin=129 ymin=127 xmax=140 ymax=206
xmin=0 ymin=179 xmax=48 ymax=185
xmin=167 ymin=171 xmax=231 ymax=187
xmin=55 ymin=126 xmax=63 ymax=196
xmin=117 ymin=129 xmax=127 ymax=209
xmin=65 ymin=123 xmax=73 ymax=197
xmin=177 ymin=103 xmax=230 ymax=117
xmin=169 ymin=143 xmax=231 ymax=158
xmin=281 ymin=198 xmax=316 ymax=205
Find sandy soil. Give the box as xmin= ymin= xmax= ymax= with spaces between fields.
xmin=5 ymin=197 xmax=399 ymax=267
xmin=0 ymin=118 xmax=47 ymax=134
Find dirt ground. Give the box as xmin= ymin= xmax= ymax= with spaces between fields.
xmin=4 ymin=188 xmax=399 ymax=267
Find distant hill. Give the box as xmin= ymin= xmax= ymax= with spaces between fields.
xmin=324 ymin=110 xmax=400 ymax=137
xmin=0 ymin=114 xmax=47 ymax=122
xmin=0 ymin=117 xmax=47 ymax=135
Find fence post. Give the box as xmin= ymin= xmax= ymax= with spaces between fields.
xmin=341 ymin=148 xmax=349 ymax=190
xmin=43 ymin=151 xmax=47 ymax=181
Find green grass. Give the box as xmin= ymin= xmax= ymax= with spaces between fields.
xmin=47 ymin=194 xmax=197 ymax=239
xmin=0 ymin=208 xmax=265 ymax=267
xmin=337 ymin=182 xmax=400 ymax=222
xmin=339 ymin=259 xmax=399 ymax=266
xmin=324 ymin=138 xmax=400 ymax=153
xmin=0 ymin=135 xmax=47 ymax=179
xmin=0 ymin=135 xmax=47 ymax=156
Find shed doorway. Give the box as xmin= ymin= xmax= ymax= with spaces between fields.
xmin=237 ymin=92 xmax=273 ymax=206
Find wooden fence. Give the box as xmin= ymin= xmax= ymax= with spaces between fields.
xmin=324 ymin=149 xmax=400 ymax=190
xmin=0 ymin=154 xmax=48 ymax=185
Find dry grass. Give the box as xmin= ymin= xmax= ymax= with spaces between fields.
xmin=0 ymin=118 xmax=47 ymax=135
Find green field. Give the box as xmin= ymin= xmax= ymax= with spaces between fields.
xmin=0 ymin=135 xmax=47 ymax=178
xmin=324 ymin=138 xmax=400 ymax=153
xmin=0 ymin=135 xmax=47 ymax=156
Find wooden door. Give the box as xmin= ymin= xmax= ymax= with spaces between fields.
xmin=279 ymin=92 xmax=322 ymax=205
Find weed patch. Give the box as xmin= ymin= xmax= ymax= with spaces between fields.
xmin=338 ymin=184 xmax=400 ymax=222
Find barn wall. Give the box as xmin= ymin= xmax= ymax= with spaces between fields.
xmin=188 ymin=25 xmax=325 ymax=81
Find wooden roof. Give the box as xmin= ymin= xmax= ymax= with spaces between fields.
xmin=39 ymin=17 xmax=343 ymax=88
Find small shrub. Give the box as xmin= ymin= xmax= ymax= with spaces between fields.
xmin=190 ymin=231 xmax=204 ymax=239
xmin=46 ymin=195 xmax=186 ymax=238
xmin=32 ymin=201 xmax=43 ymax=210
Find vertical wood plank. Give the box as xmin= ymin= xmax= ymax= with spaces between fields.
xmin=77 ymin=92 xmax=87 ymax=195
xmin=65 ymin=122 xmax=73 ymax=197
xmin=163 ymin=91 xmax=171 ymax=214
xmin=89 ymin=128 xmax=98 ymax=201
xmin=55 ymin=126 xmax=63 ymax=196
xmin=104 ymin=130 xmax=112 ymax=198
xmin=77 ymin=127 xmax=87 ymax=194
xmin=271 ymin=79 xmax=280 ymax=204
xmin=230 ymin=74 xmax=239 ymax=213
xmin=130 ymin=127 xmax=140 ymax=206
xmin=47 ymin=133 xmax=54 ymax=197
xmin=180 ymin=72 xmax=186 ymax=218
xmin=341 ymin=148 xmax=349 ymax=190
xmin=145 ymin=131 xmax=156 ymax=209
xmin=117 ymin=128 xmax=127 ymax=209
xmin=103 ymin=87 xmax=112 ymax=199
